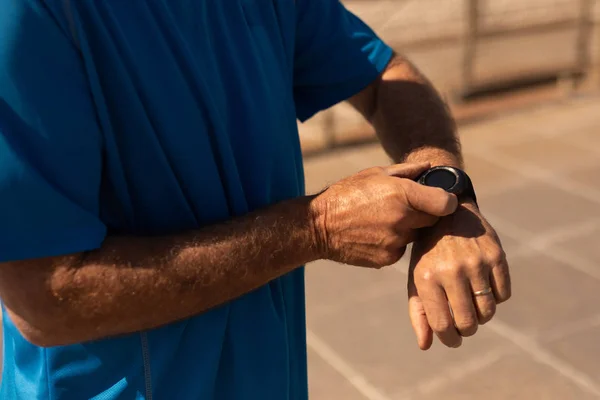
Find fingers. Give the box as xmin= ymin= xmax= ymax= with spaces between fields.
xmin=417 ymin=279 xmax=462 ymax=348
xmin=490 ymin=258 xmax=511 ymax=304
xmin=385 ymin=162 xmax=431 ymax=180
xmin=447 ymin=250 xmax=505 ymax=329
xmin=445 ymin=277 xmax=480 ymax=336
xmin=400 ymin=180 xmax=458 ymax=217
xmin=408 ymin=280 xmax=434 ymax=350
xmin=469 ymin=273 xmax=497 ymax=326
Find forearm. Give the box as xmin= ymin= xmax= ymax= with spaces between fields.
xmin=2 ymin=196 xmax=320 ymax=346
xmin=367 ymin=53 xmax=463 ymax=167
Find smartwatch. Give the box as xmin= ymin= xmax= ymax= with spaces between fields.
xmin=416 ymin=166 xmax=478 ymax=205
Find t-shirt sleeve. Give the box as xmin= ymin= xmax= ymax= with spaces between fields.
xmin=0 ymin=0 xmax=106 ymax=262
xmin=293 ymin=0 xmax=393 ymax=122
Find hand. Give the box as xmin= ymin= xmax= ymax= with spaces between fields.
xmin=311 ymin=162 xmax=458 ymax=269
xmin=407 ymin=202 xmax=511 ymax=350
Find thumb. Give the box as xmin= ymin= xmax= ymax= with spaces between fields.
xmin=401 ymin=180 xmax=458 ymax=217
xmin=384 ymin=162 xmax=431 ymax=180
xmin=408 ymin=281 xmax=433 ymax=350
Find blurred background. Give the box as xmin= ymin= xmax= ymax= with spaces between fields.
xmin=302 ymin=1 xmax=600 ymax=399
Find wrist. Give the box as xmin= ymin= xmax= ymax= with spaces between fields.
xmin=415 ymin=165 xmax=478 ymax=209
xmin=303 ymin=195 xmax=328 ymax=262
xmin=402 ymin=147 xmax=463 ymax=169
xmin=306 ymin=194 xmax=330 ymax=261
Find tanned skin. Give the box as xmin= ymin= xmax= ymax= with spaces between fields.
xmin=0 ymin=197 xmax=319 ymax=347
xmin=349 ymin=53 xmax=510 ymax=350
xmin=0 ymin=162 xmax=457 ymax=347
xmin=0 ymin=53 xmax=510 ymax=350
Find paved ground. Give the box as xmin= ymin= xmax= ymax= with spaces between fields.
xmin=303 ymin=93 xmax=600 ymax=399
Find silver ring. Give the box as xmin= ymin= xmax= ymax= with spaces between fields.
xmin=473 ymin=287 xmax=493 ymax=296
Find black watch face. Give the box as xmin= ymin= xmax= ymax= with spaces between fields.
xmin=421 ymin=169 xmax=458 ymax=192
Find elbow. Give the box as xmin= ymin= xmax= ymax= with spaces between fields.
xmin=0 ymin=256 xmax=87 ymax=347
xmin=6 ymin=287 xmax=106 ymax=348
xmin=7 ymin=292 xmax=93 ymax=348
xmin=6 ymin=308 xmax=71 ymax=348
xmin=17 ymin=323 xmax=63 ymax=348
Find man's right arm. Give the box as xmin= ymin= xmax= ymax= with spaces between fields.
xmin=0 ymin=196 xmax=320 ymax=347
xmin=1 ymin=163 xmax=456 ymax=348
xmin=0 ymin=1 xmax=457 ymax=348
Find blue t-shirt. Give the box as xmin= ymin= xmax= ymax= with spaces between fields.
xmin=0 ymin=1 xmax=392 ymax=398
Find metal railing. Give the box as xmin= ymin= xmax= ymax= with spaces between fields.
xmin=309 ymin=0 xmax=599 ymax=154
xmin=461 ymin=0 xmax=595 ymax=95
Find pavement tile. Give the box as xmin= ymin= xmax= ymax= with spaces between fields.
xmin=511 ymin=99 xmax=600 ymax=138
xmin=567 ymin=128 xmax=600 ymax=149
xmin=493 ymin=136 xmax=600 ymax=172
xmin=555 ymin=225 xmax=600 ymax=266
xmin=417 ymin=352 xmax=599 ymax=400
xmin=307 ymin=286 xmax=513 ymax=397
xmin=305 ymin=259 xmax=408 ymax=324
xmin=477 ymin=182 xmax=600 ymax=234
xmin=301 ymin=97 xmax=600 ymax=398
xmin=459 ymin=96 xmax=600 ymax=151
xmin=307 ymin=347 xmax=365 ymax=400
xmin=495 ymin=233 xmax=522 ymax=262
xmin=495 ymin=252 xmax=600 ymax=337
xmin=459 ymin=117 xmax=534 ymax=147
xmin=462 ymin=153 xmax=525 ymax=197
xmin=544 ymin=324 xmax=600 ymax=384
xmin=567 ymin=163 xmax=600 ymax=190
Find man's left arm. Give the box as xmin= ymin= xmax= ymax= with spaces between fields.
xmin=291 ymin=0 xmax=511 ymax=350
xmin=348 ymin=52 xmax=511 ymax=350
xmin=349 ymin=53 xmax=463 ymax=167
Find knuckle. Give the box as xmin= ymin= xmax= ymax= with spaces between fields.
xmin=439 ymin=263 xmax=465 ymax=280
xmin=496 ymin=288 xmax=512 ymax=304
xmin=463 ymin=256 xmax=484 ymax=271
xmin=382 ymin=235 xmax=400 ymax=251
xmin=478 ymin=304 xmax=496 ymax=324
xmin=417 ymin=268 xmax=436 ymax=284
xmin=455 ymin=315 xmax=478 ymax=336
xmin=459 ymin=323 xmax=478 ymax=337
xmin=376 ymin=251 xmax=400 ymax=267
xmin=441 ymin=337 xmax=462 ymax=348
xmin=488 ymin=248 xmax=507 ymax=265
xmin=432 ymin=318 xmax=454 ymax=334
xmin=391 ymin=210 xmax=408 ymax=226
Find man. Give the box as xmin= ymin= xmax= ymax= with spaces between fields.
xmin=0 ymin=0 xmax=510 ymax=399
